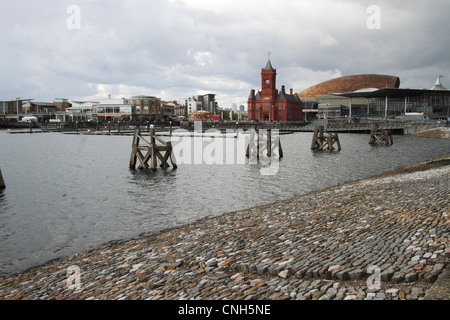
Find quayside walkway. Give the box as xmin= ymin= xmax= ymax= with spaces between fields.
xmin=0 ymin=155 xmax=449 ymax=300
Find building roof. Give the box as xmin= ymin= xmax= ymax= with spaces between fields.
xmin=276 ymin=90 xmax=301 ymax=102
xmin=191 ymin=109 xmax=212 ymax=114
xmin=264 ymin=59 xmax=273 ymax=70
xmin=431 ymin=75 xmax=448 ymax=90
xmin=298 ymin=74 xmax=401 ymax=100
xmin=331 ymin=87 xmax=450 ymax=99
xmin=28 ymin=102 xmax=58 ymax=107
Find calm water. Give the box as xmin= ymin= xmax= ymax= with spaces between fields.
xmin=0 ymin=130 xmax=449 ymax=275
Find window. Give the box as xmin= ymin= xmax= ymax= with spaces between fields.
xmin=120 ymin=106 xmax=132 ymax=113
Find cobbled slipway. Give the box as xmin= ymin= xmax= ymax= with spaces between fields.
xmin=0 ymin=158 xmax=449 ymax=300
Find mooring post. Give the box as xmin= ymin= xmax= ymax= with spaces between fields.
xmin=0 ymin=168 xmax=5 ymax=189
xmin=150 ymin=125 xmax=157 ymax=170
xmin=129 ymin=128 xmax=140 ymax=169
xmin=369 ymin=123 xmax=393 ymax=145
xmin=311 ymin=125 xmax=340 ymax=151
xmin=335 ymin=133 xmax=342 ymax=150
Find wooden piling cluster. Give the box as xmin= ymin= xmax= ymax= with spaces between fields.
xmin=0 ymin=168 xmax=5 ymax=189
xmin=369 ymin=124 xmax=393 ymax=145
xmin=246 ymin=129 xmax=283 ymax=159
xmin=129 ymin=126 xmax=177 ymax=170
xmin=310 ymin=125 xmax=341 ymax=151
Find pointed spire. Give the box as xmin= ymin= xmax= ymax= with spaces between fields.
xmin=264 ymin=51 xmax=273 ymax=70
xmin=431 ymin=75 xmax=448 ymax=90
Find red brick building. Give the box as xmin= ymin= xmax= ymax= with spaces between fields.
xmin=248 ymin=59 xmax=303 ymax=121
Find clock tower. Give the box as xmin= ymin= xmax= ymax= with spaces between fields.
xmin=247 ymin=57 xmax=303 ymax=122
xmin=261 ymin=58 xmax=277 ymax=101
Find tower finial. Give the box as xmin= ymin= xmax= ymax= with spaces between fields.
xmin=268 ymin=51 xmax=271 ymax=60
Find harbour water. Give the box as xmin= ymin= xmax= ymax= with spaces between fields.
xmin=0 ymin=130 xmax=449 ymax=275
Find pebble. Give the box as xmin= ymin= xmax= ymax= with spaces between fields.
xmin=0 ymin=162 xmax=448 ymax=300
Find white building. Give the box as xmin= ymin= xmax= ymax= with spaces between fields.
xmin=66 ymin=101 xmax=96 ymax=121
xmin=180 ymin=94 xmax=218 ymax=115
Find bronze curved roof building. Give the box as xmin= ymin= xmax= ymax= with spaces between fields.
xmin=298 ymin=74 xmax=400 ymax=100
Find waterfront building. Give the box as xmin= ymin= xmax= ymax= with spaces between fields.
xmin=0 ymin=98 xmax=69 ymax=122
xmin=66 ymin=101 xmax=96 ymax=121
xmin=0 ymin=98 xmax=32 ymax=121
xmin=247 ymin=59 xmax=303 ymax=121
xmin=163 ymin=101 xmax=185 ymax=119
xmin=93 ymin=104 xmax=133 ymax=121
xmin=53 ymin=98 xmax=72 ymax=111
xmin=127 ymin=95 xmax=161 ymax=120
xmin=22 ymin=101 xmax=61 ymax=122
xmin=180 ymin=94 xmax=219 ymax=115
xmin=298 ymin=74 xmax=449 ymax=120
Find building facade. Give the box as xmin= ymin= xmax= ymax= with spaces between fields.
xmin=128 ymin=95 xmax=161 ymax=120
xmin=180 ymin=94 xmax=218 ymax=115
xmin=248 ymin=59 xmax=302 ymax=121
xmin=299 ymin=74 xmax=449 ymax=120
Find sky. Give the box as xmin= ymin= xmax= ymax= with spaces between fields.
xmin=1 ymin=0 xmax=449 ymax=108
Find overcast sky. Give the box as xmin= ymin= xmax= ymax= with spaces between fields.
xmin=1 ymin=0 xmax=449 ymax=108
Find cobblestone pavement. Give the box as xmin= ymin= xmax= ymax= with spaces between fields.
xmin=0 ymin=160 xmax=449 ymax=300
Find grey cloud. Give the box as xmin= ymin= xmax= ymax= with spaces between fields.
xmin=1 ymin=0 xmax=449 ymax=104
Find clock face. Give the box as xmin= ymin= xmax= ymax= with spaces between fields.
xmin=265 ymin=79 xmax=270 ymax=84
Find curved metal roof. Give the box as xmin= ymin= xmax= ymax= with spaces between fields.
xmin=298 ymin=74 xmax=400 ymax=99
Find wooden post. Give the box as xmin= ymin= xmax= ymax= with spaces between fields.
xmin=129 ymin=128 xmax=140 ymax=169
xmin=369 ymin=123 xmax=393 ymax=145
xmin=129 ymin=125 xmax=177 ymax=170
xmin=335 ymin=133 xmax=341 ymax=150
xmin=150 ymin=125 xmax=157 ymax=170
xmin=311 ymin=125 xmax=341 ymax=151
xmin=0 ymin=168 xmax=5 ymax=189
